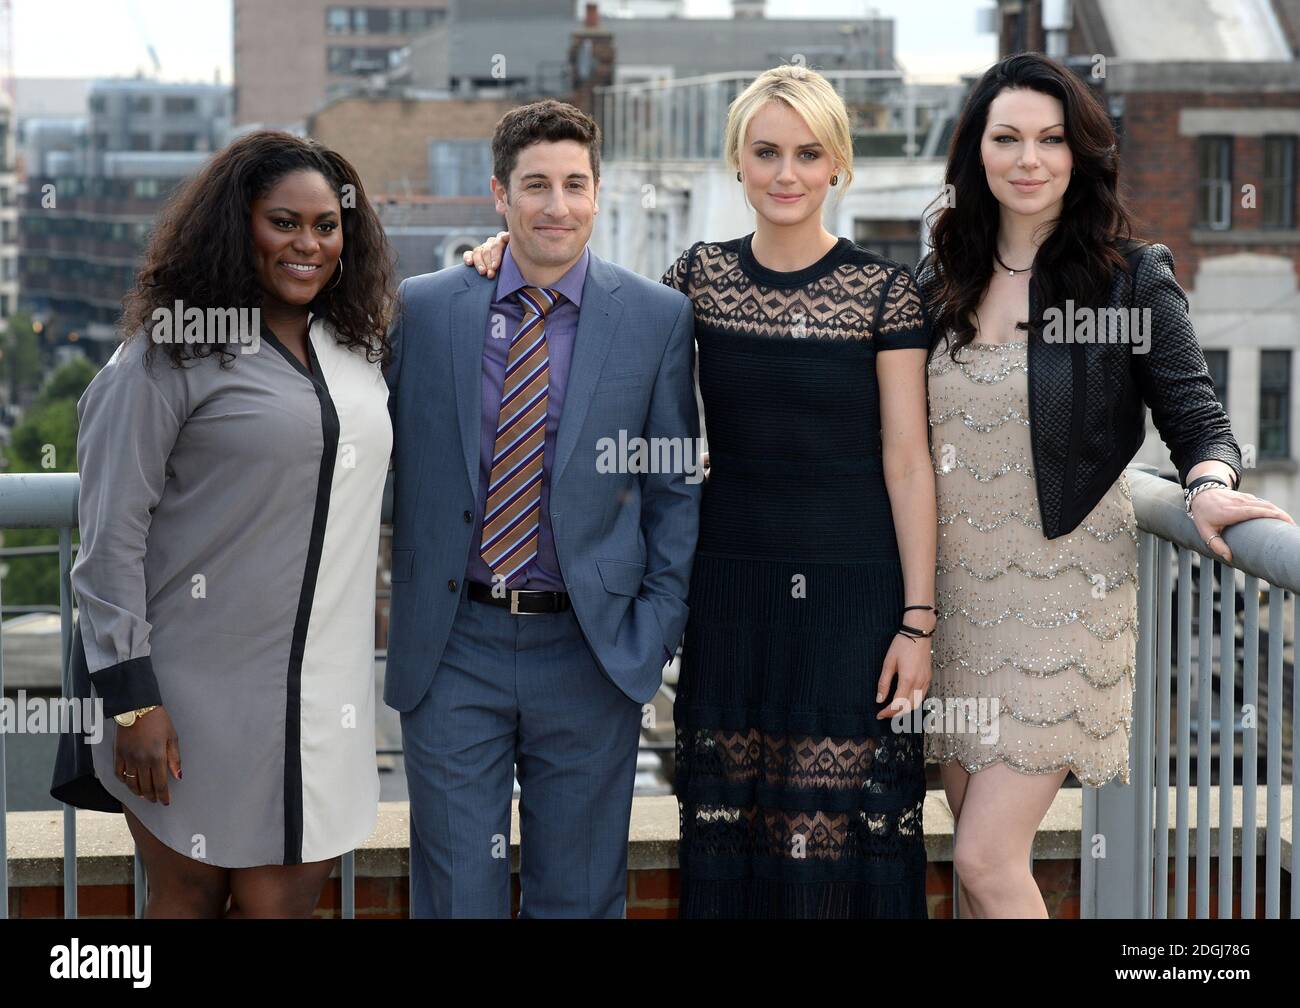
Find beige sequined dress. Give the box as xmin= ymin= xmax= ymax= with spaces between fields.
xmin=924 ymin=337 xmax=1136 ymax=787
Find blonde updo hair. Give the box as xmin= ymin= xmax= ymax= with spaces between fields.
xmin=723 ymin=64 xmax=855 ymax=189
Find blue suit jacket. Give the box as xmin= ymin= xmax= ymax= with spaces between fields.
xmin=384 ymin=252 xmax=700 ymax=710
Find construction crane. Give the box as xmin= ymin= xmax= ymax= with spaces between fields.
xmin=128 ymin=0 xmax=162 ymax=76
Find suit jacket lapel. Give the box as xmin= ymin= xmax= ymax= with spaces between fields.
xmin=554 ymin=254 xmax=623 ymax=487
xmin=449 ymin=274 xmax=494 ymax=497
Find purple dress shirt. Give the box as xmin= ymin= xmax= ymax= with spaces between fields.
xmin=465 ymin=245 xmax=589 ymax=591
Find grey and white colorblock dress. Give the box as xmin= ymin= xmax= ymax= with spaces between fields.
xmin=72 ymin=318 xmax=391 ymax=868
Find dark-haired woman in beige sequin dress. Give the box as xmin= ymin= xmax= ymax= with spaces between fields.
xmin=915 ymin=55 xmax=1288 ymax=919
xmin=925 ymin=340 xmax=1138 ymax=791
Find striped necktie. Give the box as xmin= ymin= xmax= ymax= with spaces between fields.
xmin=480 ymin=285 xmax=560 ymax=586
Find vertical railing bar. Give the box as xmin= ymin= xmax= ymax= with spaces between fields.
xmin=1241 ymin=576 xmax=1260 ymax=920
xmin=342 ymin=849 xmax=356 ymax=920
xmin=1135 ymin=533 xmax=1156 ymax=918
xmin=1155 ymin=540 xmax=1173 ymax=918
xmin=58 ymin=527 xmax=77 ymax=919
xmin=1080 ymin=786 xmax=1097 ymax=919
xmin=1196 ymin=554 xmax=1213 ymax=918
xmin=133 ymin=853 xmax=146 ymax=918
xmin=1175 ymin=548 xmax=1192 ymax=918
xmin=1217 ymin=564 xmax=1236 ymax=917
xmin=0 ymin=541 xmax=7 ymax=920
xmin=1265 ymin=585 xmax=1283 ymax=918
xmin=1293 ymin=591 xmax=1299 ymax=921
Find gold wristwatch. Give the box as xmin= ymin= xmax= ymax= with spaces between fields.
xmin=113 ymin=705 xmax=159 ymax=728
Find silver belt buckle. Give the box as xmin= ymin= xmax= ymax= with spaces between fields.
xmin=509 ymin=590 xmax=537 ymax=616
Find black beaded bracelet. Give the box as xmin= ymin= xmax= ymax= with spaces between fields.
xmin=898 ymin=604 xmax=936 ymax=642
xmin=1185 ymin=474 xmax=1230 ymax=495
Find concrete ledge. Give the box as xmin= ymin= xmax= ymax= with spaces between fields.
xmin=5 ymin=787 xmax=1292 ymax=888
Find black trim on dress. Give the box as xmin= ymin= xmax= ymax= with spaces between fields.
xmin=261 ymin=321 xmax=339 ymax=866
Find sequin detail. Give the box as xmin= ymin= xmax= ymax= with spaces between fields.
xmin=926 ymin=338 xmax=1135 ymax=788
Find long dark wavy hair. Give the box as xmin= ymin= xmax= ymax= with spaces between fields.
xmin=122 ymin=130 xmax=394 ymax=368
xmin=923 ymin=52 xmax=1135 ymax=360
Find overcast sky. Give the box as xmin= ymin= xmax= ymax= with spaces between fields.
xmin=14 ymin=0 xmax=997 ymax=84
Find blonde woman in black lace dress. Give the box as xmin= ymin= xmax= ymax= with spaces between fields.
xmin=468 ymin=65 xmax=936 ymax=919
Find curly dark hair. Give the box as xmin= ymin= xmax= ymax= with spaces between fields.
xmin=491 ymin=99 xmax=601 ymax=191
xmin=923 ymin=52 xmax=1135 ymax=361
xmin=121 ymin=129 xmax=395 ymax=368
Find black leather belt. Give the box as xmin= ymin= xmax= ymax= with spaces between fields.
xmin=467 ymin=580 xmax=571 ymax=615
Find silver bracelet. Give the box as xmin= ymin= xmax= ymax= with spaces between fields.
xmin=1185 ymin=480 xmax=1228 ymax=515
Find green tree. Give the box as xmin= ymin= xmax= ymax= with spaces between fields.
xmin=2 ymin=356 xmax=98 ymax=609
xmin=0 ymin=313 xmax=44 ymax=403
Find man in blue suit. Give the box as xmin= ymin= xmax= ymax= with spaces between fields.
xmin=385 ymin=100 xmax=700 ymax=918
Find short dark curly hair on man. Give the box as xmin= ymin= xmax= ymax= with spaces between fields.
xmin=491 ymin=99 xmax=602 ymax=192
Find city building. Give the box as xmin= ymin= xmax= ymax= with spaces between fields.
xmin=0 ymin=91 xmax=18 ymax=331
xmin=396 ymin=0 xmax=894 ymax=96
xmin=19 ymin=80 xmax=231 ymax=360
xmin=232 ymin=0 xmax=450 ymax=128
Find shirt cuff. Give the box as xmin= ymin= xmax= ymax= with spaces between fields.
xmin=90 ymin=656 xmax=163 ymax=718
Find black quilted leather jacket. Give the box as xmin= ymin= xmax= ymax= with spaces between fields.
xmin=916 ymin=242 xmax=1242 ymax=539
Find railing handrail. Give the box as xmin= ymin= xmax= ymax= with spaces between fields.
xmin=0 ymin=473 xmax=80 ymax=530
xmin=4 ymin=467 xmax=1298 ymax=589
xmin=594 ymin=68 xmax=909 ymax=96
xmin=0 ymin=471 xmax=397 ymax=529
xmin=1127 ymin=466 xmax=1300 ymax=593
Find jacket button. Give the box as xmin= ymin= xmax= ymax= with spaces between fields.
xmin=463 ymin=510 xmax=472 ymax=523
xmin=447 ymin=579 xmax=458 ymax=592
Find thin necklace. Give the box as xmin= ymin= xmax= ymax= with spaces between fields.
xmin=993 ymin=250 xmax=1033 ymax=276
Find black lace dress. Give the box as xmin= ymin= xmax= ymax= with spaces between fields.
xmin=661 ymin=235 xmax=931 ymax=919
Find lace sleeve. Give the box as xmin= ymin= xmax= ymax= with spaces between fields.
xmin=873 ymin=265 xmax=931 ymax=350
xmin=660 ymin=242 xmax=699 ymax=296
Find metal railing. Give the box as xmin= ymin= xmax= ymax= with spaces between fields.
xmin=3 ymin=467 xmax=1296 ymax=918
xmin=1081 ymin=466 xmax=1297 ymax=918
xmin=593 ymin=71 xmax=962 ymax=162
xmin=0 ymin=471 xmax=364 ymax=919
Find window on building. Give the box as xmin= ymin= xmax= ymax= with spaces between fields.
xmin=327 ymin=46 xmax=399 ymax=74
xmin=1259 ymin=349 xmax=1291 ymax=459
xmin=1196 ymin=136 xmax=1232 ymax=231
xmin=327 ymin=7 xmax=350 ymax=34
xmin=428 ymin=139 xmax=492 ymax=197
xmin=89 ymin=95 xmax=106 ymax=114
xmin=328 ymin=7 xmax=443 ymax=36
xmin=853 ymin=218 xmax=922 ymax=267
xmin=128 ymin=95 xmax=153 ymax=114
xmin=1204 ymin=349 xmax=1228 ymax=412
xmin=1261 ymin=135 xmax=1296 ymax=230
xmin=129 ymin=133 xmax=152 ymax=151
xmin=163 ymin=96 xmax=197 ymax=115
xmin=159 ymin=133 xmax=198 ymax=152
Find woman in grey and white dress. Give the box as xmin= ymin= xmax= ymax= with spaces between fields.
xmin=61 ymin=131 xmax=394 ymax=917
